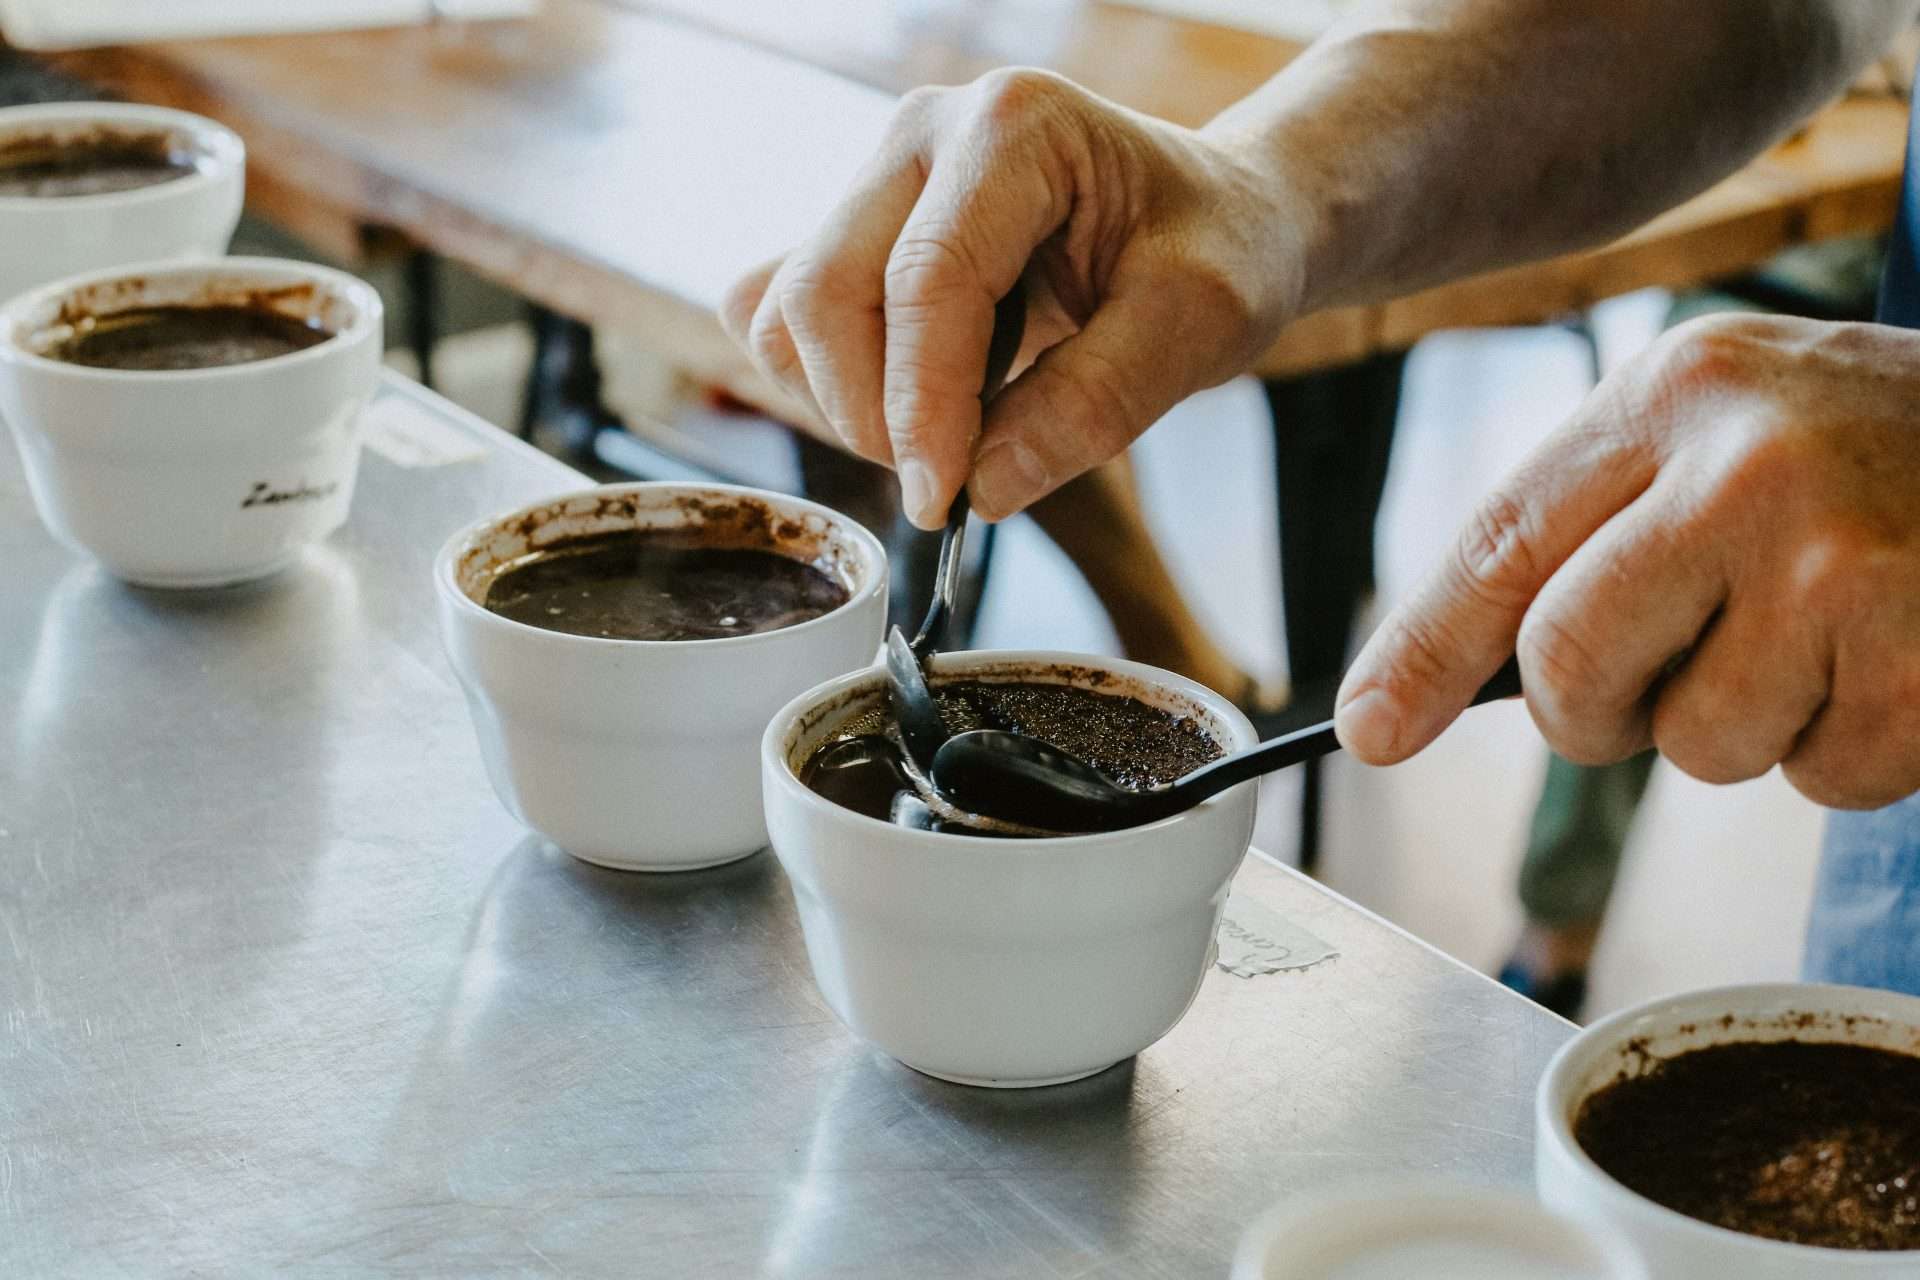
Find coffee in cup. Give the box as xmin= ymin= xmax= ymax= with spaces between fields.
xmin=0 ymin=104 xmax=243 ymax=305
xmin=43 ymin=300 xmax=332 ymax=371
xmin=481 ymin=528 xmax=851 ymax=642
xmin=1537 ymin=983 xmax=1920 ymax=1277
xmin=0 ymin=257 xmax=382 ymax=587
xmin=0 ymin=127 xmax=199 ymax=199
xmin=762 ymin=652 xmax=1260 ymax=1086
xmin=1572 ymin=1038 xmax=1920 ymax=1251
xmin=437 ymin=483 xmax=889 ymax=871
xmin=801 ymin=676 xmax=1224 ymax=834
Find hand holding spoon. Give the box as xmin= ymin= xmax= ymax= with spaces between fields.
xmin=930 ymin=656 xmax=1525 ymax=833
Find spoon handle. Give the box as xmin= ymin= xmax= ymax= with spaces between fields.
xmin=908 ymin=286 xmax=1028 ymax=659
xmin=1162 ymin=655 xmax=1526 ymax=810
xmin=909 ymin=492 xmax=971 ymax=660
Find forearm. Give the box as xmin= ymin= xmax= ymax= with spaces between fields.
xmin=1208 ymin=0 xmax=1918 ymax=315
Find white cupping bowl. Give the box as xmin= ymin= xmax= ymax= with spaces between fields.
xmin=1232 ymin=1185 xmax=1647 ymax=1279
xmin=0 ymin=256 xmax=382 ymax=587
xmin=1537 ymin=981 xmax=1920 ymax=1278
xmin=0 ymin=102 xmax=244 ymax=302
xmin=762 ymin=651 xmax=1259 ymax=1087
xmin=438 ymin=482 xmax=888 ymax=872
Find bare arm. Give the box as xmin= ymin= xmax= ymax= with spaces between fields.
xmin=1219 ymin=0 xmax=1920 ymax=316
xmin=723 ymin=0 xmax=1917 ymax=527
xmin=728 ymin=0 xmax=1920 ymax=809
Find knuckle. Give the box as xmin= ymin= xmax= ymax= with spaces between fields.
xmin=1452 ymin=490 xmax=1542 ymax=607
xmin=1781 ymin=755 xmax=1894 ymax=811
xmin=779 ymin=259 xmax=856 ymax=332
xmin=879 ymin=365 xmax=954 ymax=448
xmin=1645 ymin=313 xmax=1773 ymax=399
xmin=1532 ymin=702 xmax=1642 ymax=766
xmin=1373 ymin=612 xmax=1463 ymax=700
xmin=892 ymin=85 xmax=945 ymax=132
xmin=840 ymin=431 xmax=892 ymax=464
xmin=884 ymin=234 xmax=977 ymax=305
xmin=1786 ymin=527 xmax=1884 ymax=618
xmin=746 ymin=306 xmax=800 ymax=379
xmin=1064 ymin=344 xmax=1146 ymax=432
xmin=1516 ymin=610 xmax=1610 ymax=717
xmin=1027 ymin=360 xmax=1136 ymax=457
xmin=971 ymin=67 xmax=1065 ymax=126
xmin=719 ymin=277 xmax=763 ymax=344
xmin=1697 ymin=427 xmax=1803 ymax=516
xmin=1540 ymin=730 xmax=1637 ymax=770
xmin=1785 ymin=688 xmax=1920 ymax=810
xmin=1651 ymin=699 xmax=1769 ymax=785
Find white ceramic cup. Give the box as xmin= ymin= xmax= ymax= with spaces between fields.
xmin=762 ymin=651 xmax=1259 ymax=1088
xmin=1537 ymin=981 xmax=1920 ymax=1278
xmin=437 ymin=482 xmax=889 ymax=872
xmin=1232 ymin=1185 xmax=1647 ymax=1280
xmin=0 ymin=102 xmax=244 ymax=304
xmin=0 ymin=256 xmax=383 ymax=587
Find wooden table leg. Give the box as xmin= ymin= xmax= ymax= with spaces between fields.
xmin=1263 ymin=350 xmax=1407 ymax=874
xmin=1025 ymin=455 xmax=1258 ymax=701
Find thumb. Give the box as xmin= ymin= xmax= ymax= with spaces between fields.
xmin=967 ymin=294 xmax=1192 ymax=520
xmin=1335 ymin=421 xmax=1656 ymax=764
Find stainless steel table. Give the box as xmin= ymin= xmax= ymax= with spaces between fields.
xmin=0 ymin=374 xmax=1571 ymax=1277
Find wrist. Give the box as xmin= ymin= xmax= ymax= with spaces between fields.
xmin=1204 ymin=111 xmax=1353 ymax=321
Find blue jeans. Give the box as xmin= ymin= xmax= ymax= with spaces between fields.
xmin=1803 ymin=794 xmax=1920 ymax=995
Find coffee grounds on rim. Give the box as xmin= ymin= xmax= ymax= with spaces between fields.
xmin=47 ymin=304 xmax=331 ymax=371
xmin=0 ymin=133 xmax=197 ymax=199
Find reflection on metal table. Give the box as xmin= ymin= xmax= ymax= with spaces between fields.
xmin=0 ymin=374 xmax=1572 ymax=1276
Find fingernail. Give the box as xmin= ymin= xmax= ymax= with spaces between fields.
xmin=897 ymin=460 xmax=936 ymax=526
xmin=971 ymin=441 xmax=1047 ymax=518
xmin=1338 ymin=688 xmax=1402 ymax=761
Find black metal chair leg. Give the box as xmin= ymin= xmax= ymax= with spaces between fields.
xmin=1263 ymin=350 xmax=1408 ymax=874
xmin=518 ymin=303 xmax=563 ymax=440
xmin=405 ymin=250 xmax=441 ymax=390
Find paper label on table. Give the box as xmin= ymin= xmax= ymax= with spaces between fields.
xmin=360 ymin=396 xmax=490 ymax=468
xmin=1216 ymin=886 xmax=1337 ymax=977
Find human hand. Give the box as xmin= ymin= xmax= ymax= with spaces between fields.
xmin=720 ymin=68 xmax=1302 ymax=528
xmin=1335 ymin=313 xmax=1920 ymax=809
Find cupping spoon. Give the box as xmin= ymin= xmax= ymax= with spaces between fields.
xmin=884 ymin=285 xmax=1027 ymax=773
xmin=929 ymin=656 xmax=1526 ymax=833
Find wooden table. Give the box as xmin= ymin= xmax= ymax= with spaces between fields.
xmin=37 ymin=0 xmax=1909 ymax=385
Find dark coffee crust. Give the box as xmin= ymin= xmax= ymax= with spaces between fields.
xmin=51 ymin=280 xmax=323 ymax=332
xmin=800 ymin=678 xmax=1226 ymax=836
xmin=829 ymin=681 xmax=1221 ymax=791
xmin=781 ymin=661 xmax=1233 ymax=777
xmin=1575 ymin=1038 xmax=1920 ymax=1251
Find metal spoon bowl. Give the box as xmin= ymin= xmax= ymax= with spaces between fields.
xmin=930 ymin=656 xmax=1526 ymax=833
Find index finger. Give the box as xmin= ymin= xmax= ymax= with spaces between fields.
xmin=882 ymin=132 xmax=1064 ymax=527
xmin=1334 ymin=405 xmax=1659 ymax=764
